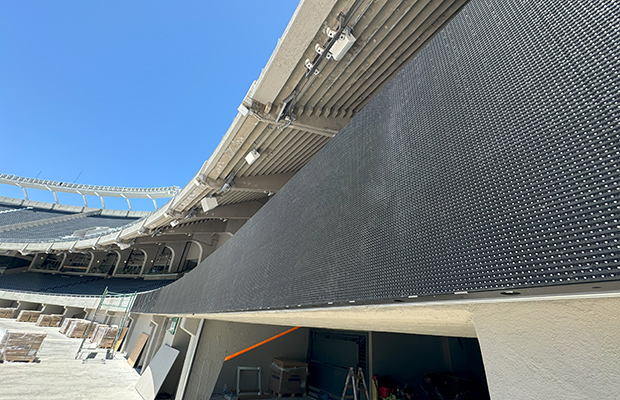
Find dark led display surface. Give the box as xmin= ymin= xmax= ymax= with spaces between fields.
xmin=133 ymin=0 xmax=619 ymax=314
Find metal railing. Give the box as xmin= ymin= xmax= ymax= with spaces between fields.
xmin=0 ymin=173 xmax=181 ymax=210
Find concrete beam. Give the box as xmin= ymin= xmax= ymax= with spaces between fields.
xmin=251 ymin=0 xmax=337 ymax=105
xmin=289 ymin=114 xmax=344 ymax=137
xmin=163 ymin=219 xmax=231 ymax=235
xmin=207 ymin=172 xmax=295 ymax=194
xmin=183 ymin=320 xmax=304 ymax=400
xmin=197 ymin=201 xmax=264 ymax=220
xmin=196 ymin=302 xmax=476 ymax=338
xmin=248 ymin=101 xmax=343 ymax=137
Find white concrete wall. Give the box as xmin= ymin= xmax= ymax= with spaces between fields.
xmin=0 ymin=298 xmax=16 ymax=307
xmin=472 ymin=297 xmax=620 ymax=400
xmin=183 ymin=321 xmax=306 ymax=400
xmin=16 ymin=300 xmax=41 ymax=312
xmin=63 ymin=306 xmax=86 ymax=319
xmin=124 ymin=313 xmax=155 ymax=359
xmin=41 ymin=304 xmax=65 ymax=315
xmin=214 ymin=326 xmax=309 ymax=395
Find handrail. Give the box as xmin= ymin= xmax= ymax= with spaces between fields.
xmin=0 ymin=286 xmax=164 ymax=297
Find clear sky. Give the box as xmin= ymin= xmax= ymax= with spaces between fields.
xmin=0 ymin=1 xmax=299 ymax=209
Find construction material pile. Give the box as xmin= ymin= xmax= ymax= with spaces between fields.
xmin=87 ymin=322 xmax=100 ymax=339
xmin=0 ymin=307 xmax=17 ymax=318
xmin=91 ymin=325 xmax=119 ymax=349
xmin=0 ymin=328 xmax=46 ymax=362
xmin=59 ymin=318 xmax=80 ymax=335
xmin=64 ymin=319 xmax=92 ymax=338
xmin=35 ymin=314 xmax=63 ymax=327
xmin=16 ymin=310 xmax=42 ymax=322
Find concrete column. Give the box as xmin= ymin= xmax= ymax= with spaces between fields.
xmin=472 ymin=296 xmax=620 ymax=400
xmin=113 ymin=250 xmax=132 ymax=276
xmin=138 ymin=245 xmax=159 ymax=275
xmin=142 ymin=315 xmax=167 ymax=369
xmin=166 ymin=242 xmax=187 ymax=274
xmin=123 ymin=313 xmax=153 ymax=355
xmin=27 ymin=253 xmax=43 ymax=271
xmin=86 ymin=251 xmax=107 ymax=274
xmin=173 ymin=318 xmax=204 ymax=400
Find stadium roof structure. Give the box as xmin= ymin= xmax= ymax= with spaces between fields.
xmin=0 ymin=0 xmax=468 ymax=253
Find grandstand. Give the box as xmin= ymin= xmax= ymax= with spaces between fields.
xmin=0 ymin=1 xmax=618 ymax=400
xmin=0 ymin=271 xmax=173 ymax=295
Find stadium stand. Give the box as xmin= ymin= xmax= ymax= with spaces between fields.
xmin=0 ymin=215 xmax=140 ymax=242
xmin=0 ymin=205 xmax=73 ymax=226
xmin=0 ymin=271 xmax=173 ymax=295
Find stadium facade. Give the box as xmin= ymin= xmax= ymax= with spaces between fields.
xmin=1 ymin=0 xmax=618 ymax=399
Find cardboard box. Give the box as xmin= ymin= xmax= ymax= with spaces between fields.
xmin=269 ymin=359 xmax=308 ymax=395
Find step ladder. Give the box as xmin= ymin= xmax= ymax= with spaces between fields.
xmin=341 ymin=367 xmax=370 ymax=400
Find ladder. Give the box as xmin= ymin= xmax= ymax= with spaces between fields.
xmin=341 ymin=367 xmax=370 ymax=400
xmin=75 ymin=287 xmax=136 ymax=361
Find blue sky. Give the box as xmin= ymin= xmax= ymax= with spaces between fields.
xmin=0 ymin=1 xmax=298 ymax=209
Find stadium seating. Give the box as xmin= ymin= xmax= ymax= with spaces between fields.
xmin=0 ymin=205 xmax=72 ymax=226
xmin=0 ymin=215 xmax=139 ymax=242
xmin=0 ymin=271 xmax=173 ymax=295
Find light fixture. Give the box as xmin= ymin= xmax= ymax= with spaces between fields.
xmin=201 ymin=197 xmax=218 ymax=212
xmin=245 ymin=149 xmax=260 ymax=166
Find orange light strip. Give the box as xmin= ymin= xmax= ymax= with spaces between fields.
xmin=224 ymin=326 xmax=301 ymax=361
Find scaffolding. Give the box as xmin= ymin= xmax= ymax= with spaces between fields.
xmin=75 ymin=287 xmax=136 ymax=361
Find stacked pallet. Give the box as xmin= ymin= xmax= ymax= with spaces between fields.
xmin=59 ymin=318 xmax=79 ymax=335
xmin=65 ymin=319 xmax=92 ymax=338
xmin=87 ymin=322 xmax=101 ymax=339
xmin=17 ymin=310 xmax=42 ymax=322
xmin=35 ymin=314 xmax=63 ymax=327
xmin=89 ymin=324 xmax=106 ymax=340
xmin=92 ymin=325 xmax=119 ymax=349
xmin=0 ymin=329 xmax=46 ymax=362
xmin=0 ymin=307 xmax=17 ymax=318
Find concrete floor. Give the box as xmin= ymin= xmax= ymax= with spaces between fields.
xmin=211 ymin=394 xmax=314 ymax=400
xmin=0 ymin=318 xmax=143 ymax=400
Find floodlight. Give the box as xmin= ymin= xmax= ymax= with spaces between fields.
xmin=201 ymin=197 xmax=218 ymax=212
xmin=245 ymin=149 xmax=260 ymax=165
